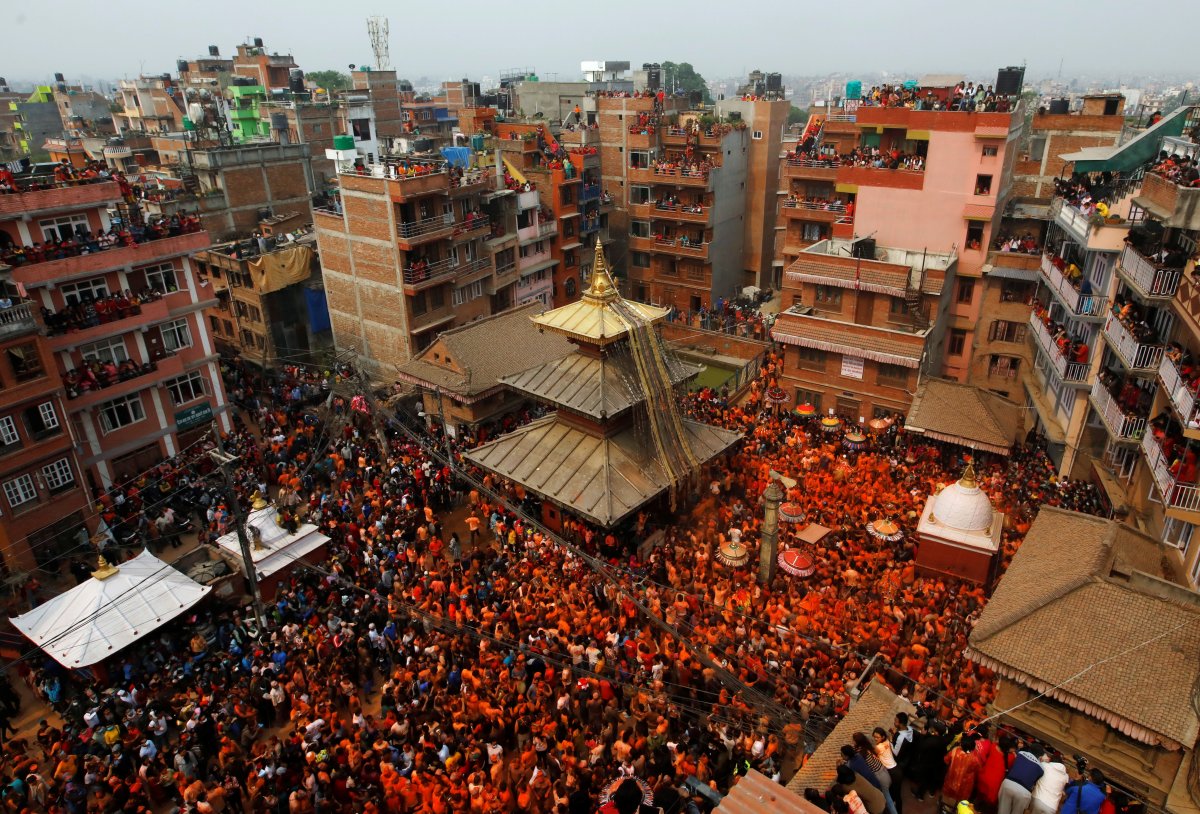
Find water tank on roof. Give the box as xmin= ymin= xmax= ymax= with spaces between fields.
xmin=471 ymin=134 xmax=485 ymax=151
xmin=270 ymin=112 xmax=288 ymax=130
xmin=766 ymin=73 xmax=782 ymax=92
xmin=846 ymin=80 xmax=862 ymax=101
xmin=288 ymin=69 xmax=305 ymax=93
xmin=1049 ymin=98 xmax=1070 ymax=114
xmin=332 ymin=135 xmax=356 ymax=151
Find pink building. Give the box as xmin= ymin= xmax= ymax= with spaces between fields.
xmin=0 ymin=180 xmax=230 ymax=490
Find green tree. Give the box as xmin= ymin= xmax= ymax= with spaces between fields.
xmin=787 ymin=105 xmax=807 ymax=125
xmin=661 ymin=61 xmax=713 ymax=104
xmin=307 ymin=70 xmax=352 ymax=92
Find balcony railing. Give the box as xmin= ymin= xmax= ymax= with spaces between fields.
xmin=651 ymin=237 xmax=709 ymax=259
xmin=1050 ymin=198 xmax=1093 ymax=245
xmin=781 ymin=199 xmax=848 ymax=214
xmin=495 ymin=260 xmax=517 ymax=276
xmin=580 ymin=184 xmax=602 ymax=202
xmin=6 ymin=231 xmax=211 ymax=288
xmin=0 ymin=302 xmax=39 ymax=340
xmin=538 ymin=220 xmax=558 ymax=238
xmin=1159 ymin=355 xmax=1200 ymax=430
xmin=1143 ymin=432 xmax=1200 ymax=514
xmin=1103 ymin=315 xmax=1165 ymax=373
xmin=397 ymin=213 xmax=455 ymax=239
xmin=0 ymin=180 xmax=121 ymax=218
xmin=1029 ymin=313 xmax=1090 ymax=384
xmin=1089 ymin=380 xmax=1147 ymax=442
xmin=1039 ymin=255 xmax=1108 ymax=319
xmin=1118 ymin=244 xmax=1183 ymax=300
xmin=402 ymin=257 xmax=457 ymax=287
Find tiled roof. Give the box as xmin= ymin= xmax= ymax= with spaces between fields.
xmin=463 ymin=415 xmax=740 ymax=527
xmin=967 ymin=507 xmax=1200 ymax=747
xmin=906 ymin=378 xmax=1021 ymax=454
xmin=772 ymin=314 xmax=924 ymax=368
xmin=786 ymin=683 xmax=914 ymax=794
xmin=394 ymin=303 xmax=574 ymax=398
xmin=720 ymin=770 xmax=826 ymax=814
xmin=502 ymin=351 xmax=699 ymax=419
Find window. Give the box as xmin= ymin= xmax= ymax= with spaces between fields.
xmin=580 ymin=262 xmax=593 ymax=281
xmin=60 ymin=277 xmax=109 ymax=305
xmin=452 ymin=280 xmax=486 ymax=306
xmin=97 ymin=393 xmax=145 ymax=433
xmin=41 ymin=458 xmax=74 ymax=492
xmin=7 ymin=343 xmax=43 ymax=382
xmin=209 ymin=315 xmax=222 ymax=335
xmin=974 ymin=174 xmax=993 ymax=195
xmin=3 ymin=474 xmax=36 ymax=508
xmin=752 ymin=130 xmax=763 ymax=140
xmin=430 ymin=287 xmax=445 ymax=310
xmin=240 ymin=328 xmax=256 ymax=346
xmin=872 ymin=406 xmax=893 ymax=420
xmin=982 ymin=145 xmax=998 ymax=157
xmin=138 ymin=262 xmax=178 ymax=293
xmin=956 ymin=279 xmax=975 ymax=304
xmin=687 ymin=266 xmax=704 ymax=281
xmin=796 ymin=347 xmax=826 ymax=372
xmin=814 ymin=285 xmax=842 ymax=309
xmin=802 ymin=223 xmax=824 ymax=242
xmin=631 ymin=252 xmax=650 ymax=268
xmin=947 ymin=329 xmax=967 ymax=357
xmin=988 ymin=320 xmax=1027 ymax=344
xmin=565 ymin=250 xmax=577 ymax=268
xmin=1028 ymin=135 xmax=1047 ymax=161
xmin=81 ymin=337 xmax=130 ymax=365
xmin=965 ymin=221 xmax=984 ymax=250
xmin=877 ymin=363 xmax=909 ymax=388
xmin=39 ymin=214 xmax=90 ymax=242
xmin=222 ymin=319 xmax=234 ymax=336
xmin=889 ymin=297 xmax=909 ymax=317
xmin=560 ymin=187 xmax=574 ymax=205
xmin=795 ymin=387 xmax=822 ymax=407
xmin=989 ymin=355 xmax=1021 ymax=379
xmin=351 ymin=118 xmax=371 ymax=141
xmin=22 ymin=402 xmax=60 ymax=439
xmin=161 ymin=319 xmax=192 ymax=352
xmin=565 ymin=278 xmax=577 ymax=297
xmin=166 ymin=371 xmax=207 ymax=406
xmin=412 ymin=291 xmax=428 ymax=315
xmin=0 ymin=416 xmax=18 ymax=448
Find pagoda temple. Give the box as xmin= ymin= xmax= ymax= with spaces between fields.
xmin=465 ymin=241 xmax=741 ymax=530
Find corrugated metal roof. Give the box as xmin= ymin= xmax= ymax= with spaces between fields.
xmin=717 ymin=770 xmax=826 ymax=814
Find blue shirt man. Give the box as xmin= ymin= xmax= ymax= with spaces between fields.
xmin=1060 ymin=770 xmax=1106 ymax=814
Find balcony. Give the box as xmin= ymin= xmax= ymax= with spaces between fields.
xmin=835 ymin=165 xmax=926 ymax=191
xmin=46 ymin=297 xmax=171 ymax=352
xmin=782 ymin=158 xmax=839 ymax=182
xmin=1158 ymin=355 xmax=1200 ymax=438
xmin=339 ymin=169 xmax=450 ymax=202
xmin=66 ymin=354 xmax=185 ymax=413
xmin=538 ymin=220 xmax=558 ymax=239
xmin=1117 ymin=243 xmax=1182 ymax=301
xmin=0 ymin=302 xmax=39 ymax=340
xmin=662 ymin=128 xmax=689 ymax=147
xmin=832 ymin=218 xmax=855 ymax=240
xmin=1088 ymin=380 xmax=1147 ymax=444
xmin=0 ymin=180 xmax=121 ymax=219
xmin=517 ymin=190 xmax=540 ymax=211
xmin=1102 ymin=314 xmax=1165 ymax=375
xmin=1049 ymin=197 xmax=1129 ymax=252
xmin=629 ymin=202 xmax=710 ymax=225
xmin=1134 ymin=173 xmax=1200 ymax=231
xmin=627 ymin=166 xmax=713 ymax=189
xmin=781 ymin=199 xmax=847 ymax=223
xmin=649 ymin=236 xmax=709 ymax=260
xmin=497 ymin=138 xmax=538 ymax=154
xmin=1039 ymin=254 xmax=1108 ymax=320
xmin=494 ymin=259 xmax=517 ymax=276
xmin=626 ymin=131 xmax=653 ymax=149
xmin=987 ymin=250 xmax=1041 ymax=280
xmin=402 ymin=257 xmax=458 ymax=292
xmin=8 ymin=231 xmax=211 ymax=288
xmin=580 ymin=184 xmax=602 ymax=203
xmin=409 ymin=304 xmax=456 ymax=332
xmin=453 ymin=216 xmax=492 ymax=242
xmin=1143 ymin=432 xmax=1200 ymax=521
xmin=396 ymin=213 xmax=456 ymax=248
xmin=1029 ymin=313 xmax=1090 ymax=387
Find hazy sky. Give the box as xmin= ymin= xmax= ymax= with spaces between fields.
xmin=3 ymin=0 xmax=1194 ymax=86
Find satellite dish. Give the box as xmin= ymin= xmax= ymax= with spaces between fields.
xmin=187 ymin=102 xmax=207 ymax=125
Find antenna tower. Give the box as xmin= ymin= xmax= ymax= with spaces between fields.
xmin=367 ymin=16 xmax=390 ymax=71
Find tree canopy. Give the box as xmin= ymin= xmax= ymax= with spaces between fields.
xmin=661 ymin=62 xmax=713 ymax=105
xmin=307 ymin=70 xmax=352 ymax=92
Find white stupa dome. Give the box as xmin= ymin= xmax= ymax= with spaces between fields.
xmin=931 ymin=465 xmax=995 ymax=532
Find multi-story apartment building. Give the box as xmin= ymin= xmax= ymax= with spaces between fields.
xmin=116 ymin=74 xmax=188 ymax=133
xmin=0 ymin=179 xmax=230 ymax=489
xmin=0 ymin=298 xmax=91 ymax=575
xmin=772 ymin=97 xmax=1023 ymax=414
xmin=314 ymin=152 xmax=503 ymax=376
xmin=231 ymin=38 xmax=299 ymax=92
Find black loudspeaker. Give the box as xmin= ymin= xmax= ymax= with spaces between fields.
xmin=766 ymin=73 xmax=782 ymax=92
xmin=853 ymin=238 xmax=876 ymax=260
xmin=1049 ymin=98 xmax=1069 ymax=114
xmin=995 ymin=66 xmax=1025 ymax=96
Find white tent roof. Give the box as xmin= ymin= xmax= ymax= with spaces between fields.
xmin=214 ymin=505 xmax=330 ymax=580
xmin=10 ymin=549 xmax=211 ymax=669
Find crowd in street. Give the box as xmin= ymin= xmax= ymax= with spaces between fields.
xmin=0 ymin=346 xmax=1119 ymax=814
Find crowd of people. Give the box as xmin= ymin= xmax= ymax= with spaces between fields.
xmin=0 ymin=159 xmax=116 ymax=194
xmin=1030 ymin=299 xmax=1090 ymax=369
xmin=854 ymin=83 xmax=1015 ymax=114
xmin=0 ymin=342 xmax=1119 ymax=814
xmin=0 ymin=212 xmax=202 ymax=269
xmin=1149 ymin=151 xmax=1200 ymax=187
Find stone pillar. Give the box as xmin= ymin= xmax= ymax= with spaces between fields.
xmin=758 ymin=478 xmax=783 ymax=584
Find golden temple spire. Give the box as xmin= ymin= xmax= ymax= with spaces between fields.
xmin=92 ymin=553 xmax=118 ymax=580
xmin=959 ymin=461 xmax=978 ymax=489
xmin=582 ymin=237 xmax=618 ymax=302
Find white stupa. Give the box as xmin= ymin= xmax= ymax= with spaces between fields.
xmin=915 ymin=463 xmax=1004 ymax=585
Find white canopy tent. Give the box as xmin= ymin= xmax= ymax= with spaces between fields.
xmin=10 ymin=550 xmax=211 ymax=669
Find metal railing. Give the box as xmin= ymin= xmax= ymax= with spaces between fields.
xmin=1143 ymin=432 xmax=1200 ymax=513
xmin=495 ymin=260 xmax=517 ymax=276
xmin=782 ymin=199 xmax=848 ymax=213
xmin=580 ymin=184 xmax=602 ymax=202
xmin=1039 ymin=254 xmax=1108 ymax=317
xmin=1028 ymin=313 xmax=1090 ymax=383
xmin=1119 ymin=244 xmax=1183 ymax=299
xmin=1159 ymin=355 xmax=1200 ymax=429
xmin=397 ymin=213 xmax=455 ymax=239
xmin=1103 ymin=315 xmax=1165 ymax=372
xmin=402 ymin=257 xmax=456 ymax=286
xmin=1090 ymin=380 xmax=1147 ymax=441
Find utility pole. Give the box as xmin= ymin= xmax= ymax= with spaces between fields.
xmin=208 ymin=421 xmax=267 ymax=633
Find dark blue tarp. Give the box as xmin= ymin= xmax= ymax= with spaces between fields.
xmin=305 ymin=288 xmax=331 ymax=334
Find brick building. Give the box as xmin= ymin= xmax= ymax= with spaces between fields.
xmin=314 ymin=154 xmax=505 ymax=376
xmin=0 ymin=300 xmax=91 ymax=575
xmin=0 ymin=180 xmax=230 ymax=490
xmin=1011 ymin=94 xmax=1127 ymax=203
xmin=231 ymin=38 xmax=298 ymax=92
